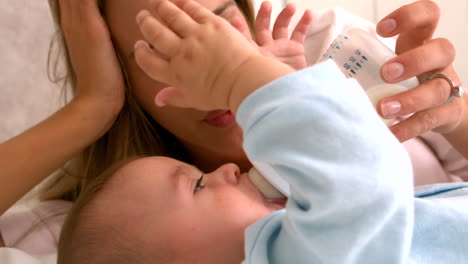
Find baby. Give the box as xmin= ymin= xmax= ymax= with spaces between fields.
xmin=58 ymin=156 xmax=288 ymax=263
xmin=57 ymin=0 xmax=468 ymax=263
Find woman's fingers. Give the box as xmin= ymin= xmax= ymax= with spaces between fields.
xmin=57 ymin=0 xmax=125 ymax=109
xmin=255 ymin=1 xmax=273 ymax=45
xmin=375 ymin=1 xmax=467 ymax=141
xmin=58 ymin=0 xmax=114 ymax=62
xmin=377 ymin=74 xmax=454 ymax=119
xmin=57 ymin=0 xmax=71 ymax=30
xmin=78 ymin=0 xmax=104 ymax=23
xmin=136 ymin=10 xmax=181 ymax=56
xmin=272 ymin=3 xmax=296 ymax=40
xmin=377 ymin=0 xmax=440 ymax=51
xmin=381 ymin=38 xmax=456 ymax=83
xmin=390 ymin=101 xmax=463 ymax=142
xmin=290 ymin=9 xmax=312 ymax=43
xmin=60 ymin=0 xmax=108 ymax=43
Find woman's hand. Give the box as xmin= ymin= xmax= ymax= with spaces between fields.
xmin=0 ymin=232 xmax=5 ymax=247
xmin=0 ymin=0 xmax=129 ymax=216
xmin=59 ymin=0 xmax=125 ymax=121
xmin=376 ymin=0 xmax=466 ymax=142
xmin=234 ymin=1 xmax=312 ymax=70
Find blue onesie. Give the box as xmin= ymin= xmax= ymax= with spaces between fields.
xmin=237 ymin=61 xmax=468 ymax=264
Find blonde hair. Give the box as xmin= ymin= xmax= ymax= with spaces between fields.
xmin=42 ymin=0 xmax=255 ymax=202
xmin=57 ymin=157 xmax=159 ymax=264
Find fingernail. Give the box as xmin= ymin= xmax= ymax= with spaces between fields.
xmin=134 ymin=40 xmax=149 ymax=52
xmin=382 ymin=62 xmax=404 ymax=81
xmin=378 ymin=18 xmax=397 ymax=34
xmin=154 ymin=95 xmax=167 ymax=107
xmin=381 ymin=100 xmax=401 ymax=117
xmin=136 ymin=10 xmax=150 ymax=24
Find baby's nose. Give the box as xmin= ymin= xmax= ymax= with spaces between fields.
xmin=213 ymin=163 xmax=240 ymax=185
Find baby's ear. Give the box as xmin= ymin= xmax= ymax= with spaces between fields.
xmin=154 ymin=87 xmax=190 ymax=108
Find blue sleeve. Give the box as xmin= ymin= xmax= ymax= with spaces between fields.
xmin=237 ymin=61 xmax=414 ymax=264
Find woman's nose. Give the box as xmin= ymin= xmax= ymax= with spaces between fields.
xmin=210 ymin=163 xmax=240 ymax=185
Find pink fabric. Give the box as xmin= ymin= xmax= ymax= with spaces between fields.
xmin=403 ymin=136 xmax=452 ymax=186
xmin=397 ymin=122 xmax=468 ymax=186
xmin=417 ymin=132 xmax=468 ymax=182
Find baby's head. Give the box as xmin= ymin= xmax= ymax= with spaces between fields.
xmin=58 ymin=156 xmax=284 ymax=264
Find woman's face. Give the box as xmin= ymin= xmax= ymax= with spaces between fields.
xmin=104 ymin=0 xmax=253 ymax=170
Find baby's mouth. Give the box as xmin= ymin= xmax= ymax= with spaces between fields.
xmin=248 ymin=168 xmax=287 ymax=200
xmin=247 ymin=168 xmax=287 ymax=209
xmin=265 ymin=197 xmax=287 ymax=208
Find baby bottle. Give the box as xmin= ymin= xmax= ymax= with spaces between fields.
xmin=319 ymin=28 xmax=419 ymax=125
xmin=248 ymin=167 xmax=287 ymax=200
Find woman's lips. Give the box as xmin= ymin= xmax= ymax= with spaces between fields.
xmin=203 ymin=110 xmax=236 ymax=128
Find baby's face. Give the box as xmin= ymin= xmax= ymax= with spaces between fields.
xmin=104 ymin=157 xmax=283 ymax=263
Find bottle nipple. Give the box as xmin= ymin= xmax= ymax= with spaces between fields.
xmin=248 ymin=167 xmax=286 ymax=200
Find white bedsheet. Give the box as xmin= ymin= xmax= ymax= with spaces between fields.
xmin=0 ymin=248 xmax=55 ymax=264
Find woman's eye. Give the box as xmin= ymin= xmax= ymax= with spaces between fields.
xmin=194 ymin=175 xmax=205 ymax=193
xmin=218 ymin=6 xmax=237 ymax=21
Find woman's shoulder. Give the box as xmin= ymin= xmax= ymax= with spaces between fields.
xmin=0 ymin=200 xmax=72 ymax=255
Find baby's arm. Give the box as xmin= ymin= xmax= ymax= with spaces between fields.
xmin=238 ymin=63 xmax=414 ymax=263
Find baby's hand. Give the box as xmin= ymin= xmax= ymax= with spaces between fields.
xmin=134 ymin=0 xmax=293 ymax=112
xmin=235 ymin=2 xmax=312 ymax=70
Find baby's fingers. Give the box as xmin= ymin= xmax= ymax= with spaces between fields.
xmin=134 ymin=40 xmax=170 ymax=83
xmin=148 ymin=0 xmax=198 ymax=37
xmin=272 ymin=3 xmax=296 ymax=39
xmin=154 ymin=87 xmax=190 ymax=108
xmin=255 ymin=1 xmax=273 ymax=45
xmin=168 ymin=0 xmax=215 ymax=25
xmin=136 ymin=10 xmax=181 ymax=56
xmin=290 ymin=9 xmax=312 ymax=43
